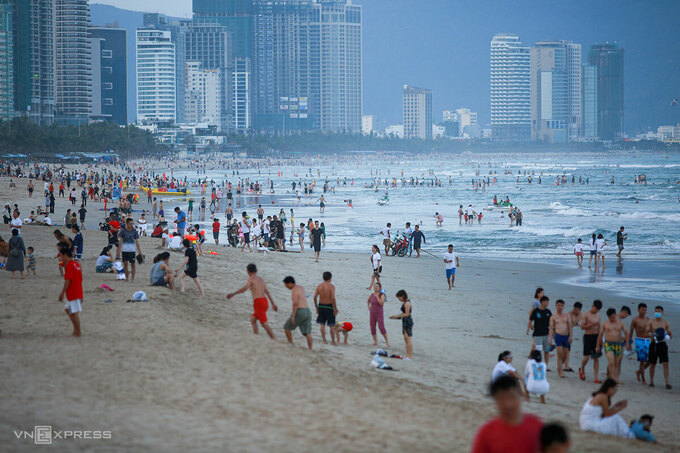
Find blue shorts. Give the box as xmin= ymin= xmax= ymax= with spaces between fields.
xmin=446 ymin=268 xmax=456 ymax=278
xmin=555 ymin=333 xmax=570 ymax=350
xmin=635 ymin=337 xmax=650 ymax=362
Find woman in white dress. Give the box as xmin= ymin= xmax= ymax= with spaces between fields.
xmin=524 ymin=350 xmax=550 ymax=403
xmin=579 ymin=378 xmax=633 ymax=438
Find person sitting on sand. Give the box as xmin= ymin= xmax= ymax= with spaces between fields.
xmin=282 ymin=276 xmax=313 ymax=350
xmin=629 ymin=414 xmax=656 ymax=443
xmin=149 ymin=252 xmax=175 ymax=290
xmin=95 ymin=246 xmax=114 ymax=273
xmin=227 ymin=263 xmax=278 ymax=340
xmin=578 ymin=378 xmax=632 ymax=438
xmin=471 ymin=375 xmax=543 ymax=453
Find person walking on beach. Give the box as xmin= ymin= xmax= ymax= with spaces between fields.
xmin=443 ymin=244 xmax=459 ymax=289
xmin=390 ymin=289 xmax=413 ymax=358
xmin=116 ymin=218 xmax=142 ymax=282
xmin=616 ymin=226 xmax=627 ymax=258
xmin=596 ymin=308 xmax=630 ymax=383
xmin=629 ymin=303 xmax=651 ymax=384
xmin=380 ymin=223 xmax=391 ymax=255
xmin=411 ymin=225 xmax=425 ymax=258
xmin=6 ymin=229 xmax=26 ymax=279
xmin=367 ymin=245 xmax=382 ymax=289
xmin=227 ymin=263 xmax=278 ymax=339
xmin=528 ymin=295 xmax=552 ymax=369
xmin=550 ymin=299 xmax=573 ymax=378
xmin=283 ymin=276 xmax=313 ymax=350
xmin=595 ymin=233 xmax=607 ymax=269
xmin=174 ymin=207 xmax=187 ymax=237
xmin=580 ymin=300 xmax=603 ymax=382
xmin=587 ymin=233 xmax=597 ymax=268
xmin=174 ymin=239 xmax=206 ymax=298
xmin=471 ymin=375 xmax=543 ymax=453
xmin=646 ymin=306 xmax=672 ymax=389
xmin=573 ymin=238 xmax=584 ymax=267
xmin=314 ymin=271 xmax=337 ymax=345
xmin=311 ymin=220 xmax=323 ymax=262
xmin=367 ymin=282 xmax=389 ymax=348
xmin=240 ymin=212 xmax=252 ymax=252
xmin=58 ymin=246 xmax=83 ymax=337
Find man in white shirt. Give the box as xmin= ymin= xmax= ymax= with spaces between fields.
xmin=380 ymin=223 xmax=391 ymax=255
xmin=240 ymin=211 xmax=252 ymax=252
xmin=443 ymin=244 xmax=460 ymax=289
xmin=10 ymin=210 xmax=22 ymax=235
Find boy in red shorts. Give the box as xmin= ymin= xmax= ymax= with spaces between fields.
xmin=227 ymin=263 xmax=278 ymax=340
xmin=58 ymin=246 xmax=83 ymax=337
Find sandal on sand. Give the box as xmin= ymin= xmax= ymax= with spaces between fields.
xmin=564 ymin=368 xmax=574 ymax=372
xmin=579 ymin=368 xmax=586 ymax=381
xmin=649 ymin=383 xmax=655 ymax=388
xmin=594 ymin=380 xmax=602 ymax=384
xmin=666 ymin=384 xmax=672 ymax=390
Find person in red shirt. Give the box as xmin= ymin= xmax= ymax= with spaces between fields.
xmin=471 ymin=375 xmax=543 ymax=453
xmin=58 ymin=246 xmax=83 ymax=337
xmin=212 ymin=218 xmax=221 ymax=245
xmin=107 ymin=213 xmax=120 ymax=246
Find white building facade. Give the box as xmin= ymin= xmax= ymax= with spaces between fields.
xmin=136 ymin=28 xmax=176 ymax=123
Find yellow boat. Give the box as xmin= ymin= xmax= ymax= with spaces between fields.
xmin=141 ymin=187 xmax=191 ymax=196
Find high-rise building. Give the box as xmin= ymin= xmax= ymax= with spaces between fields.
xmin=587 ymin=43 xmax=623 ymax=141
xmin=530 ymin=41 xmax=581 ymax=143
xmin=136 ymin=28 xmax=176 ymax=123
xmin=581 ymin=64 xmax=598 ymax=139
xmin=193 ymin=0 xmax=252 ymax=60
xmin=402 ymin=85 xmax=432 ymax=140
xmin=232 ymin=57 xmax=251 ymax=131
xmin=183 ymin=21 xmax=231 ymax=130
xmin=184 ymin=61 xmax=221 ymax=127
xmin=54 ymin=0 xmax=92 ymax=125
xmin=90 ymin=26 xmax=127 ymax=125
xmin=311 ymin=0 xmax=362 ymax=132
xmin=0 ymin=1 xmax=13 ymax=120
xmin=361 ymin=114 xmax=373 ymax=135
xmin=456 ymin=108 xmax=477 ymax=135
xmin=10 ymin=0 xmax=54 ymax=124
xmin=490 ymin=34 xmax=531 ymax=141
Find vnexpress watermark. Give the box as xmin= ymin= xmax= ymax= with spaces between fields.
xmin=14 ymin=426 xmax=112 ymax=444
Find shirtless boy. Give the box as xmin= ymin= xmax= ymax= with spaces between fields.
xmin=227 ymin=263 xmax=278 ymax=340
xmin=629 ymin=303 xmax=651 ymax=383
xmin=564 ymin=301 xmax=582 ymax=371
xmin=283 ymin=276 xmax=313 ymax=350
xmin=314 ymin=271 xmax=338 ymax=345
xmin=596 ymin=308 xmax=630 ymax=383
xmin=646 ymin=306 xmax=672 ymax=389
xmin=579 ymin=300 xmax=602 ymax=382
xmin=549 ymin=299 xmax=573 ymax=378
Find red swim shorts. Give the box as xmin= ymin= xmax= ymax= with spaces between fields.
xmin=253 ymin=297 xmax=269 ymax=323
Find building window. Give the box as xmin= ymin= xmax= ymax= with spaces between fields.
xmin=104 ymin=66 xmax=113 ymax=74
xmin=103 ymin=98 xmax=114 ymax=106
xmin=102 ymin=50 xmax=113 ymax=58
xmin=103 ymin=82 xmax=113 ymax=90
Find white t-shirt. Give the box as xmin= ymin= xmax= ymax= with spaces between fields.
xmin=595 ymin=238 xmax=605 ymax=251
xmin=404 ymin=227 xmax=413 ymax=237
xmin=380 ymin=227 xmax=390 ymax=239
xmin=524 ymin=359 xmax=550 ymax=395
xmin=168 ymin=236 xmax=182 ymax=249
xmin=492 ymin=361 xmax=516 ymax=382
xmin=10 ymin=217 xmax=22 ymax=232
xmin=574 ymin=243 xmax=584 ymax=253
xmin=240 ymin=218 xmax=250 ymax=233
xmin=372 ymin=252 xmax=381 ymax=270
xmin=96 ymin=255 xmax=110 ymax=266
xmin=44 ymin=216 xmax=52 ymax=225
xmin=263 ymin=219 xmax=270 ymax=234
xmin=588 ymin=239 xmax=596 ymax=251
xmin=444 ymin=251 xmax=457 ymax=269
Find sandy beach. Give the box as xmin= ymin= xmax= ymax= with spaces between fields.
xmin=1 ymin=175 xmax=679 ymax=452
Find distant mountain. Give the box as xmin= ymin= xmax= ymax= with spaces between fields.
xmin=92 ymin=1 xmax=680 ymax=134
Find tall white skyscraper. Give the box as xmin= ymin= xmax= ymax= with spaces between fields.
xmin=402 ymin=85 xmax=432 ymax=140
xmin=232 ymin=57 xmax=251 ymax=131
xmin=490 ymin=34 xmax=531 ymax=141
xmin=136 ymin=28 xmax=176 ymax=123
xmin=530 ymin=40 xmax=581 ymax=143
xmin=184 ymin=61 xmax=221 ymax=128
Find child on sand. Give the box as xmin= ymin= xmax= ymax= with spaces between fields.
xmin=26 ymin=246 xmax=36 ymax=277
xmin=174 ymin=239 xmax=205 ymax=297
xmin=227 ymin=263 xmax=278 ymax=340
xmin=524 ymin=350 xmax=550 ymax=403
xmin=574 ymin=238 xmax=584 ymax=267
xmin=390 ymin=289 xmax=413 ymax=358
xmin=58 ymin=246 xmax=82 ymax=337
xmin=336 ymin=321 xmax=353 ymax=344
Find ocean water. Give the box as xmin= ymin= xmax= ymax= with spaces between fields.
xmin=169 ymin=151 xmax=680 ymax=300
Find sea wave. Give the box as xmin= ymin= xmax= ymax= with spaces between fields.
xmin=618 ymin=212 xmax=680 ymax=221
xmin=548 ymin=201 xmax=591 ymax=216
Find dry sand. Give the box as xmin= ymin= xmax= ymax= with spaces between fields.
xmin=0 ymin=176 xmax=679 ymax=452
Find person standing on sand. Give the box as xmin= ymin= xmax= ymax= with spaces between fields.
xmin=366 ymin=245 xmax=382 ymax=289
xmin=528 ymin=295 xmax=552 ymax=369
xmin=616 ymin=226 xmax=627 ymax=258
xmin=58 ymin=246 xmax=83 ymax=337
xmin=587 ymin=233 xmax=597 ymax=268
xmin=116 ymin=218 xmax=142 ymax=282
xmin=6 ymin=229 xmax=26 ymax=279
xmin=311 ymin=220 xmax=323 ymax=262
xmin=595 ymin=233 xmax=607 ymax=269
xmin=646 ymin=306 xmax=672 ymax=389
xmin=411 ymin=225 xmax=425 ymax=258
xmin=596 ymin=308 xmax=630 ymax=383
xmin=629 ymin=303 xmax=651 ymax=384
xmin=367 ymin=282 xmax=389 ymax=348
xmin=579 ymin=300 xmax=603 ymax=382
xmin=283 ymin=276 xmax=313 ymax=350
xmin=390 ymin=289 xmax=413 ymax=359
xmin=314 ymin=271 xmax=337 ymax=345
xmin=380 ymin=223 xmax=391 ymax=255
xmin=471 ymin=375 xmax=543 ymax=453
xmin=227 ymin=263 xmax=278 ymax=340
xmin=549 ymin=299 xmax=573 ymax=377
xmin=443 ymin=244 xmax=459 ymax=289
xmin=174 ymin=239 xmax=206 ymax=298
xmin=240 ymin=211 xmax=252 ymax=252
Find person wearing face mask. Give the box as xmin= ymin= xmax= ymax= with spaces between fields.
xmin=646 ymin=306 xmax=672 ymax=389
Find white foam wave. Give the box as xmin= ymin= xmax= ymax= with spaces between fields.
xmin=618 ymin=212 xmax=680 ymax=221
